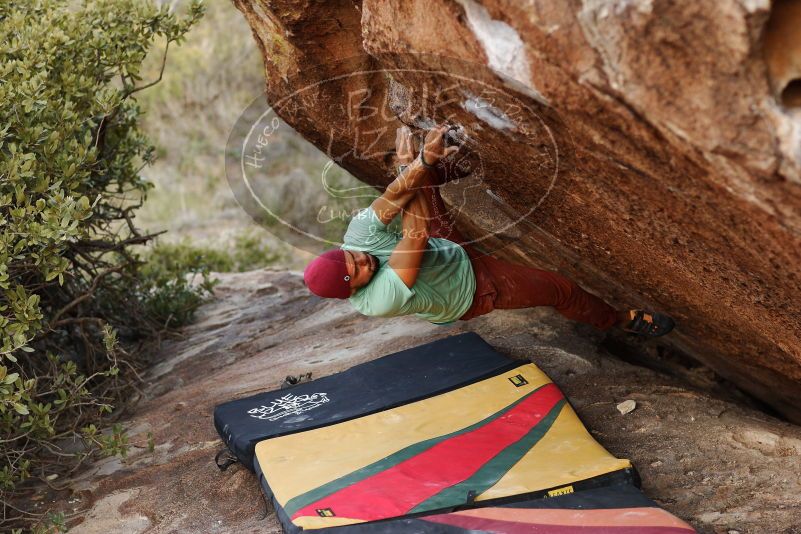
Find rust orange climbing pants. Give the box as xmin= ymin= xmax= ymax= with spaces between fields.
xmin=420 ymin=184 xmax=619 ymax=330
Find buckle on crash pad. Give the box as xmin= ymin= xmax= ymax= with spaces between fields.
xmin=214 ymin=448 xmax=239 ymax=471
xmin=281 ymin=372 xmax=313 ymax=389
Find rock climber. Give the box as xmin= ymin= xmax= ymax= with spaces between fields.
xmin=303 ymin=124 xmax=674 ymax=337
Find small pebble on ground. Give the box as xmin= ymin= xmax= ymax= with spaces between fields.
xmin=616 ymin=399 xmax=637 ymax=415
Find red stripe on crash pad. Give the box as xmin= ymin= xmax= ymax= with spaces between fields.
xmin=292 ymin=382 xmax=564 ymax=522
xmin=423 ymin=514 xmax=697 ymax=534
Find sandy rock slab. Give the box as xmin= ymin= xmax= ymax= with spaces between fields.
xmin=39 ymin=270 xmax=801 ymax=533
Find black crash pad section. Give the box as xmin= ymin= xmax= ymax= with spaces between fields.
xmin=213 ymin=332 xmax=519 ymax=470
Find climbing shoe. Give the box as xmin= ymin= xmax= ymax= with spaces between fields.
xmin=621 ymin=310 xmax=675 ymax=337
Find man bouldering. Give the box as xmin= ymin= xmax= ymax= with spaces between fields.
xmin=303 ymin=125 xmax=674 ymax=337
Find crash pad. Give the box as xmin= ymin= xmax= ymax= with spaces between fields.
xmin=254 ymin=363 xmax=634 ymax=530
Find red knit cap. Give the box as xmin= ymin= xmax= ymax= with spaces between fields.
xmin=303 ymin=249 xmax=351 ymax=299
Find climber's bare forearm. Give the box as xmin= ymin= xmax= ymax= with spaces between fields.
xmin=401 ymin=190 xmax=431 ymax=239
xmin=371 ymin=160 xmax=433 ymax=225
xmin=390 ymin=193 xmax=430 ymax=288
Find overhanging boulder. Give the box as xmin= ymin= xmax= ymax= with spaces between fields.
xmin=231 ymin=0 xmax=801 ymax=422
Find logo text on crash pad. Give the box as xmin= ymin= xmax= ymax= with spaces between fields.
xmin=247 ymin=392 xmax=330 ymax=421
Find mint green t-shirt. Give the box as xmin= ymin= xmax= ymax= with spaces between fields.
xmin=341 ymin=207 xmax=476 ymax=324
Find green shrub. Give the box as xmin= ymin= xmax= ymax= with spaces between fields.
xmin=144 ymin=241 xmax=235 ymax=274
xmin=136 ymin=235 xmax=282 ymax=327
xmin=229 ymin=233 xmax=283 ymax=271
xmin=0 ymin=0 xmax=204 ymax=529
xmin=139 ymin=242 xmax=221 ymax=327
xmin=146 ymin=234 xmax=282 ymax=274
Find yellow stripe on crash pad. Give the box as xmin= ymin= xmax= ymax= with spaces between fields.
xmin=477 ymin=402 xmax=631 ymax=501
xmin=255 ymin=364 xmax=552 ymax=506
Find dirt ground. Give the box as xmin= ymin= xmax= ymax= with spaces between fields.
xmin=41 ymin=269 xmax=801 ymax=533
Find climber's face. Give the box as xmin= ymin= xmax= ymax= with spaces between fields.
xmin=343 ymin=250 xmax=378 ymax=293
